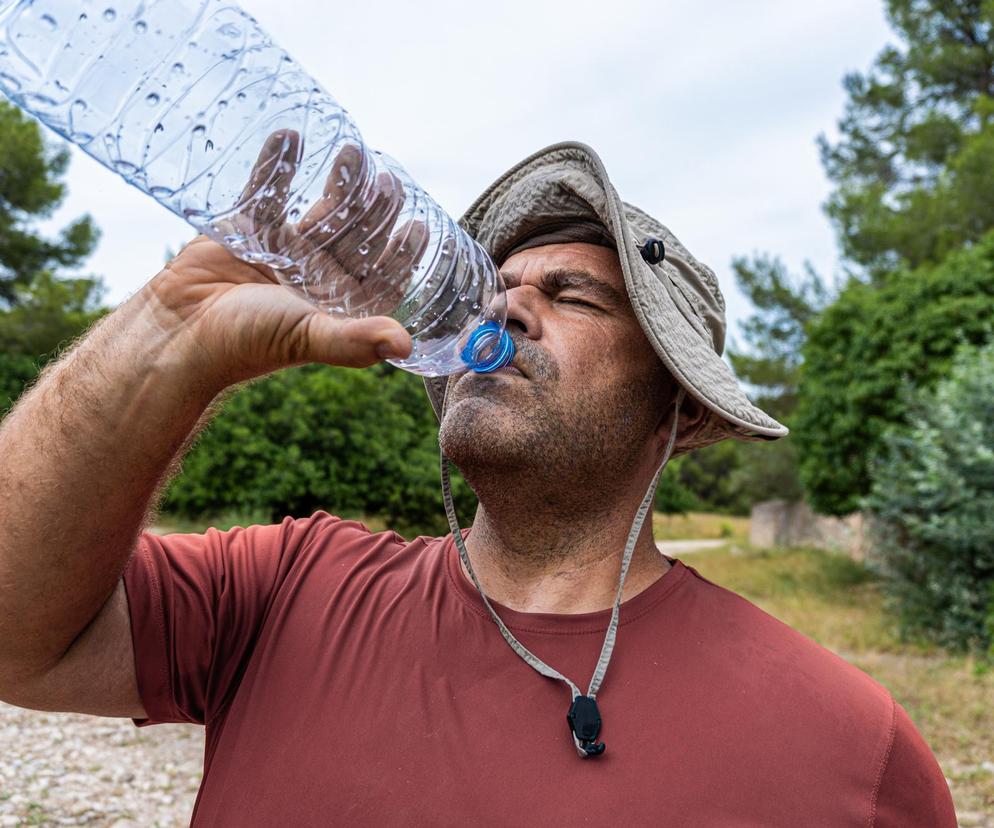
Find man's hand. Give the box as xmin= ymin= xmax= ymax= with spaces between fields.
xmin=146 ymin=130 xmax=429 ymax=387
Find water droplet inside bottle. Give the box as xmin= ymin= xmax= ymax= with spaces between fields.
xmin=171 ymin=62 xmax=184 ymax=75
xmin=54 ymin=79 xmax=68 ymax=92
xmin=472 ymin=303 xmax=480 ymax=310
xmin=289 ymin=208 xmax=300 ymax=219
xmin=78 ymin=12 xmax=88 ymax=21
xmin=205 ymin=139 xmax=214 ymax=151
xmin=340 ymin=166 xmax=351 ymax=184
xmin=133 ymin=20 xmax=147 ymax=33
xmin=153 ymin=122 xmax=164 ymax=133
xmin=357 ymin=243 xmax=370 ymax=256
xmin=217 ymin=99 xmax=228 ymax=110
xmin=192 ymin=124 xmax=206 ymax=136
xmin=236 ymin=91 xmax=247 ymax=101
xmin=145 ymin=92 xmax=159 ymax=106
xmin=40 ymin=14 xmax=57 ymax=30
xmin=458 ymin=293 xmax=467 ymax=301
xmin=103 ymin=8 xmax=117 ymax=21
xmin=336 ymin=207 xmax=349 ymax=220
xmin=217 ymin=22 xmax=241 ymax=38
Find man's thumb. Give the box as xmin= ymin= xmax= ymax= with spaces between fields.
xmin=303 ymin=314 xmax=412 ymax=367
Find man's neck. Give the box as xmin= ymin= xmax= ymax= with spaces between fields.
xmin=457 ymin=498 xmax=670 ymax=615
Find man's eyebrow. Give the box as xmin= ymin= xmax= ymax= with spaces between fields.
xmin=504 ymin=268 xmax=626 ymax=308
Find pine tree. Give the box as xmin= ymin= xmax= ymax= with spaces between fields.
xmin=819 ymin=0 xmax=994 ymax=277
xmin=0 ymin=102 xmax=98 ymax=306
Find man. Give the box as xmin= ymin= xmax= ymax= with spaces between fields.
xmin=0 ymin=141 xmax=956 ymax=825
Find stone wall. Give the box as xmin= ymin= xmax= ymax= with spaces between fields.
xmin=750 ymin=499 xmax=869 ymax=560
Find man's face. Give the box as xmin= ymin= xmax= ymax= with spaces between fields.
xmin=438 ymin=242 xmax=673 ymax=491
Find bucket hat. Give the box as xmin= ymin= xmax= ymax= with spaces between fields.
xmin=428 ymin=141 xmax=787 ymax=759
xmin=422 ymin=140 xmax=788 ymax=450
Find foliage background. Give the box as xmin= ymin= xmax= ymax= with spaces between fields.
xmin=864 ymin=340 xmax=994 ymax=654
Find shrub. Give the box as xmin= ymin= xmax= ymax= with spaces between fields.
xmin=864 ymin=341 xmax=994 ymax=653
xmin=162 ymin=363 xmax=477 ymax=537
xmin=795 ymin=230 xmax=994 ymax=515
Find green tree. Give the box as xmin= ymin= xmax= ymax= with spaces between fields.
xmin=654 ymin=458 xmax=699 ymax=515
xmin=0 ymin=102 xmax=98 ymax=305
xmin=719 ymin=255 xmax=830 ymax=506
xmin=727 ymin=254 xmax=829 ymax=422
xmin=794 ymin=230 xmax=994 ymax=515
xmin=819 ymin=0 xmax=994 ymax=276
xmin=864 ymin=340 xmax=994 ymax=653
xmin=0 ymin=271 xmax=106 ymax=415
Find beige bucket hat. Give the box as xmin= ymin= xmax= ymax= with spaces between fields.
xmin=422 ymin=140 xmax=787 ymax=451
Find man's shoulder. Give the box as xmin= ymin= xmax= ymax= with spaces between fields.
xmin=272 ymin=510 xmax=446 ymax=580
xmin=677 ymin=560 xmax=893 ymax=718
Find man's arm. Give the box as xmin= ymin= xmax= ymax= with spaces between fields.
xmin=0 ymin=233 xmax=413 ymax=713
xmin=871 ymin=700 xmax=957 ymax=826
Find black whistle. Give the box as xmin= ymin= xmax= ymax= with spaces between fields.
xmin=567 ymin=695 xmax=606 ymax=757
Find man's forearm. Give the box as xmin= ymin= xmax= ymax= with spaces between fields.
xmin=0 ymin=283 xmax=222 ymax=680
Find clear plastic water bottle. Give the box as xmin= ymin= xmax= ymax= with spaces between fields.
xmin=0 ymin=0 xmax=514 ymax=376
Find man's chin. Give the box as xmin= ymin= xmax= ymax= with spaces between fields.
xmin=439 ymin=398 xmax=527 ymax=461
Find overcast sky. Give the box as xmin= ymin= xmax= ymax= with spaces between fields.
xmin=37 ymin=0 xmax=892 ymax=344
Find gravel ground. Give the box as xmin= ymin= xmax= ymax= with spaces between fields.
xmin=0 ymin=702 xmax=201 ymax=827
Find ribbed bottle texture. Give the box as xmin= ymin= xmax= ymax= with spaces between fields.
xmin=0 ymin=0 xmax=513 ymax=376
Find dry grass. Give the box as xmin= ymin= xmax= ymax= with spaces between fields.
xmin=689 ymin=543 xmax=994 ymax=825
xmin=652 ymin=511 xmax=750 ymax=542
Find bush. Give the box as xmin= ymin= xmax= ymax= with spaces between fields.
xmin=0 ymin=272 xmax=107 ymax=415
xmin=795 ymin=230 xmax=994 ymax=515
xmin=654 ymin=457 xmax=699 ymax=514
xmin=162 ymin=362 xmax=477 ymax=537
xmin=864 ymin=341 xmax=994 ymax=654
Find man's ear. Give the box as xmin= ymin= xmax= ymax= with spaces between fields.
xmin=654 ymin=391 xmax=708 ymax=452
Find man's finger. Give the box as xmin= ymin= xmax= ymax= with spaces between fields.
xmin=238 ymin=129 xmax=302 ymax=230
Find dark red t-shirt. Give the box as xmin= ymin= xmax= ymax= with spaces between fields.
xmin=122 ymin=512 xmax=956 ymax=826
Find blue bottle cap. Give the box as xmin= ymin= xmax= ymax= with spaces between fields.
xmin=460 ymin=321 xmax=516 ymax=373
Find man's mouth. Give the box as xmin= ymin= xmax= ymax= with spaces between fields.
xmin=494 ymin=365 xmax=524 ymax=377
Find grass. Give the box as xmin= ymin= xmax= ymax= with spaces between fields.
xmin=688 ymin=542 xmax=994 ymax=824
xmin=652 ymin=511 xmax=750 ymax=542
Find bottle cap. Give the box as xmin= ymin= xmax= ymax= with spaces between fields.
xmin=461 ymin=321 xmax=515 ymax=373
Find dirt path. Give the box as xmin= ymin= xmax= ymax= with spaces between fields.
xmin=656 ymin=538 xmax=731 ymax=555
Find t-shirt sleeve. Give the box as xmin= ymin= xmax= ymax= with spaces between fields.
xmin=872 ymin=699 xmax=957 ymax=827
xmin=121 ymin=512 xmax=339 ymax=727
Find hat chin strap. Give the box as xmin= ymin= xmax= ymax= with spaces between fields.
xmin=438 ymin=387 xmax=686 ymax=758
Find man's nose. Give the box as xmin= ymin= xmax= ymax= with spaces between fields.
xmin=504 ymin=284 xmax=544 ymax=340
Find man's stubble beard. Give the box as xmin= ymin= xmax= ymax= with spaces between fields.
xmin=438 ymin=368 xmax=666 ymax=512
